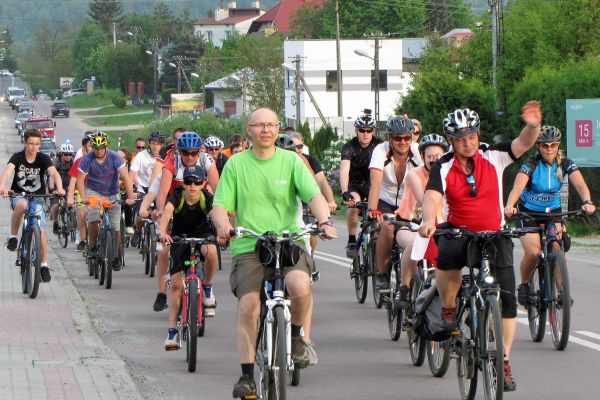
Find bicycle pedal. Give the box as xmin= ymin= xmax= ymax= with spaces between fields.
xmin=205 ymin=308 xmax=216 ymax=317
xmin=311 ymin=271 xmax=320 ymax=281
xmin=241 ymin=396 xmax=257 ymax=400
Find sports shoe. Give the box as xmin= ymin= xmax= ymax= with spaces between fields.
xmin=232 ymin=375 xmax=256 ymax=398
xmin=76 ymin=240 xmax=87 ymax=252
xmin=305 ymin=339 xmax=318 ymax=366
xmin=517 ymin=283 xmax=529 ymax=307
xmin=345 ymin=242 xmax=357 ymax=258
xmin=53 ymin=221 xmax=60 ymax=234
xmin=375 ymin=274 xmax=389 ymax=290
xmin=503 ymin=360 xmax=517 ymax=392
xmin=153 ymin=292 xmax=168 ymax=312
xmin=203 ymin=286 xmax=216 ymax=309
xmin=130 ymin=231 xmax=141 ymax=248
xmin=125 ymin=226 xmax=134 ymax=236
xmin=291 ymin=336 xmax=311 ymax=369
xmin=397 ymin=285 xmax=410 ymax=309
xmin=6 ymin=237 xmax=18 ymax=252
xmin=440 ymin=307 xmax=459 ymax=334
xmin=164 ymin=328 xmax=179 ymax=351
xmin=112 ymin=258 xmax=122 ymax=271
xmin=40 ymin=267 xmax=51 ymax=283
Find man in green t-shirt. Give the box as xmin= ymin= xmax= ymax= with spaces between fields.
xmin=212 ymin=108 xmax=336 ymax=399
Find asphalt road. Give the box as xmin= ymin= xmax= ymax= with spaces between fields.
xmin=3 ymin=76 xmax=600 ymax=399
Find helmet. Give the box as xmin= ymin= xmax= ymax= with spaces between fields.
xmin=204 ymin=136 xmax=224 ymax=149
xmin=60 ymin=142 xmax=75 ymax=154
xmin=419 ymin=134 xmax=449 ymax=153
xmin=354 ymin=112 xmax=377 ymax=129
xmin=443 ymin=108 xmax=481 ymax=138
xmin=275 ymin=134 xmax=295 ymax=150
xmin=537 ymin=125 xmax=562 ymax=143
xmin=177 ymin=131 xmax=202 ymax=151
xmin=386 ymin=116 xmax=415 ymax=134
xmin=90 ymin=132 xmax=109 ymax=148
xmin=148 ymin=131 xmax=165 ymax=143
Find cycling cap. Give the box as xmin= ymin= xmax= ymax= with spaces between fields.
xmin=418 ymin=134 xmax=449 ymax=153
xmin=148 ymin=131 xmax=165 ymax=143
xmin=537 ymin=125 xmax=562 ymax=143
xmin=354 ymin=112 xmax=377 ymax=129
xmin=90 ymin=132 xmax=109 ymax=148
xmin=443 ymin=108 xmax=481 ymax=138
xmin=387 ymin=116 xmax=415 ymax=135
xmin=183 ymin=165 xmax=207 ymax=181
xmin=204 ymin=136 xmax=224 ymax=149
xmin=60 ymin=142 xmax=75 ymax=153
xmin=177 ymin=132 xmax=202 ymax=151
xmin=275 ymin=134 xmax=296 ymax=150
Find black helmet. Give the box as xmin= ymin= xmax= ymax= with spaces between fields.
xmin=354 ymin=111 xmax=377 ymax=129
xmin=443 ymin=108 xmax=480 ymax=138
xmin=537 ymin=125 xmax=562 ymax=143
xmin=419 ymin=134 xmax=449 ymax=153
xmin=275 ymin=134 xmax=295 ymax=150
xmin=386 ymin=116 xmax=415 ymax=134
xmin=148 ymin=131 xmax=165 ymax=143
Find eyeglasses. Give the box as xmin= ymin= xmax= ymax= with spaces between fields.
xmin=466 ymin=175 xmax=477 ymax=198
xmin=180 ymin=150 xmax=200 ymax=157
xmin=136 ymin=146 xmax=146 ymax=150
xmin=63 ymin=153 xmax=73 ymax=157
xmin=358 ymin=128 xmax=374 ymax=134
xmin=207 ymin=147 xmax=221 ymax=152
xmin=539 ymin=142 xmax=559 ymax=149
xmin=183 ymin=178 xmax=205 ymax=186
xmin=413 ymin=131 xmax=420 ymax=135
xmin=248 ymin=122 xmax=279 ymax=130
xmin=389 ymin=135 xmax=412 ymax=143
xmin=296 ymin=144 xmax=304 ymax=150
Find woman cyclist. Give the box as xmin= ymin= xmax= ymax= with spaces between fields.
xmin=504 ymin=125 xmax=595 ymax=305
xmin=204 ymin=136 xmax=229 ymax=175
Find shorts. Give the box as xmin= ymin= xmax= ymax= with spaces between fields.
xmin=230 ymin=244 xmax=313 ymax=298
xmin=86 ymin=189 xmax=121 ymax=230
xmin=301 ymin=203 xmax=316 ymax=225
xmin=377 ymin=199 xmax=397 ymax=214
xmin=134 ymin=186 xmax=148 ymax=213
xmin=348 ymin=183 xmax=369 ymax=200
xmin=10 ymin=196 xmax=46 ymax=229
xmin=74 ymin=190 xmax=85 ymax=209
xmin=169 ymin=242 xmax=213 ymax=275
xmin=518 ymin=205 xmax=562 ymax=228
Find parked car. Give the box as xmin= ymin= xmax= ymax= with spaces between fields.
xmin=51 ymin=101 xmax=69 ymax=118
xmin=40 ymin=137 xmax=57 ymax=160
xmin=63 ymin=88 xmax=86 ymax=98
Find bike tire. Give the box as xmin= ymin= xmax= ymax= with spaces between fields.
xmin=58 ymin=209 xmax=68 ymax=248
xmin=427 ymin=340 xmax=450 ymax=377
xmin=353 ymin=238 xmax=368 ymax=303
xmin=99 ymin=230 xmax=106 ymax=286
xmin=143 ymin=225 xmax=150 ymax=274
xmin=187 ymin=278 xmax=199 ymax=372
xmin=27 ymin=225 xmax=42 ymax=299
xmin=269 ymin=306 xmax=287 ymax=400
xmin=217 ymin=244 xmax=222 ymax=271
xmin=549 ymin=251 xmax=571 ymax=350
xmin=104 ymin=229 xmax=113 ymax=289
xmin=457 ymin=310 xmax=477 ymax=400
xmin=527 ymin=266 xmax=546 ymax=342
xmin=148 ymin=224 xmax=157 ymax=278
xmin=387 ymin=261 xmax=402 ymax=341
xmin=69 ymin=208 xmax=78 ymax=243
xmin=256 ymin=312 xmax=271 ymax=400
xmin=19 ymin=234 xmax=28 ymax=294
xmin=87 ymin=251 xmax=95 ymax=277
xmin=482 ymin=294 xmax=504 ymax=400
xmin=369 ymin=236 xmax=383 ymax=309
xmin=408 ymin=274 xmax=425 ymax=366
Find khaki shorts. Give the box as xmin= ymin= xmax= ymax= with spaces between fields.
xmin=86 ymin=189 xmax=121 ymax=230
xmin=230 ymin=245 xmax=313 ymax=298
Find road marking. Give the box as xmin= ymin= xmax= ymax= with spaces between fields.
xmin=569 ymin=336 xmax=600 ymax=352
xmin=516 ymin=317 xmax=600 ymax=352
xmin=313 ymin=254 xmax=351 ymax=268
xmin=314 ymin=250 xmax=352 ymax=263
xmin=576 ymin=331 xmax=600 ymax=341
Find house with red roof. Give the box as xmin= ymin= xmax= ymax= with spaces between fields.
xmin=248 ymin=0 xmax=324 ymax=36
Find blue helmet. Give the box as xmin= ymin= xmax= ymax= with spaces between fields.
xmin=177 ymin=131 xmax=202 ymax=151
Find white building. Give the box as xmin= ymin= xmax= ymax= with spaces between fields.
xmin=205 ymin=69 xmax=253 ymax=116
xmin=193 ymin=1 xmax=265 ymax=48
xmin=283 ymin=38 xmax=427 ymax=136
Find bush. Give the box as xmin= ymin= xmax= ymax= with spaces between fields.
xmin=162 ymin=88 xmax=177 ymax=105
xmin=111 ymin=96 xmax=127 ymax=109
xmin=143 ymin=97 xmax=149 ymax=105
xmin=296 ymin=121 xmax=312 ymax=147
xmin=311 ymin=124 xmax=337 ymax=162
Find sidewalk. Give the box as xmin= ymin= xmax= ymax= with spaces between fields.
xmin=0 ymin=144 xmax=142 ymax=399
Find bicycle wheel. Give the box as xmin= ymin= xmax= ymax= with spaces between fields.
xmin=87 ymin=249 xmax=95 ymax=277
xmin=527 ymin=266 xmax=546 ymax=342
xmin=69 ymin=208 xmax=78 ymax=243
xmin=19 ymin=234 xmax=28 ymax=294
xmin=217 ymin=245 xmax=222 ymax=271
xmin=257 ymin=312 xmax=271 ymax=400
xmin=387 ymin=261 xmax=402 ymax=341
xmin=269 ymin=306 xmax=287 ymax=400
xmin=482 ymin=295 xmax=504 ymax=400
xmin=353 ymin=236 xmax=368 ymax=303
xmin=549 ymin=251 xmax=571 ymax=350
xmin=98 ymin=230 xmax=107 ymax=286
xmin=369 ymin=237 xmax=383 ymax=309
xmin=26 ymin=225 xmax=42 ymax=299
xmin=57 ymin=208 xmax=68 ymax=248
xmin=457 ymin=310 xmax=477 ymax=400
xmin=187 ymin=278 xmax=198 ymax=372
xmin=427 ymin=340 xmax=450 ymax=377
xmin=142 ymin=225 xmax=150 ymax=274
xmin=148 ymin=224 xmax=157 ymax=278
xmin=408 ymin=275 xmax=426 ymax=366
xmin=104 ymin=229 xmax=114 ymax=290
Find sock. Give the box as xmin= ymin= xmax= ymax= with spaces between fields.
xmin=348 ymin=235 xmax=356 ymax=243
xmin=9 ymin=235 xmax=16 ymax=239
xmin=241 ymin=363 xmax=254 ymax=377
xmin=442 ymin=307 xmax=456 ymax=323
xmin=291 ymin=324 xmax=302 ymax=337
xmin=203 ymin=283 xmax=212 ymax=297
xmin=41 ymin=262 xmax=48 ymax=267
xmin=167 ymin=328 xmax=177 ymax=339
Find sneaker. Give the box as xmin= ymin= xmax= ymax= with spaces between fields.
xmin=345 ymin=242 xmax=357 ymax=258
xmin=53 ymin=221 xmax=60 ymax=234
xmin=440 ymin=307 xmax=459 ymax=334
xmin=112 ymin=258 xmax=121 ymax=271
xmin=125 ymin=226 xmax=134 ymax=236
xmin=164 ymin=328 xmax=179 ymax=351
xmin=40 ymin=267 xmax=51 ymax=283
xmin=305 ymin=339 xmax=318 ymax=366
xmin=375 ymin=274 xmax=389 ymax=290
xmin=398 ymin=285 xmax=410 ymax=309
xmin=503 ymin=360 xmax=517 ymax=392
xmin=76 ymin=240 xmax=87 ymax=252
xmin=291 ymin=336 xmax=311 ymax=369
xmin=6 ymin=237 xmax=18 ymax=252
xmin=517 ymin=283 xmax=529 ymax=307
xmin=203 ymin=286 xmax=216 ymax=308
xmin=153 ymin=292 xmax=168 ymax=312
xmin=232 ymin=375 xmax=256 ymax=398
xmin=130 ymin=231 xmax=141 ymax=248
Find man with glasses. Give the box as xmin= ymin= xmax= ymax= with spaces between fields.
xmin=419 ymin=102 xmax=542 ymax=392
xmin=204 ymin=136 xmax=229 ymax=175
xmin=368 ymin=115 xmax=422 ymax=289
xmin=340 ymin=109 xmax=383 ymax=257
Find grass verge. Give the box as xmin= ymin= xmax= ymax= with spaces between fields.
xmin=79 ymin=104 xmax=154 ymax=116
xmin=66 ymin=89 xmax=123 ymax=109
xmin=84 ymin=113 xmax=155 ymax=127
xmin=106 ymin=130 xmax=145 ymax=149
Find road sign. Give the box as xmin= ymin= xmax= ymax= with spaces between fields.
xmin=566 ymin=99 xmax=600 ymax=167
xmin=60 ymin=77 xmax=74 ymax=89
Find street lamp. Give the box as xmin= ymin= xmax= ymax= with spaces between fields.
xmin=190 ymin=72 xmax=199 ymax=78
xmin=169 ymin=62 xmax=181 ymax=93
xmin=354 ymin=48 xmax=380 ymax=123
xmin=146 ymin=50 xmax=158 ymax=106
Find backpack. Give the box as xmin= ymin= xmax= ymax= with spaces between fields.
xmin=173 ymin=190 xmax=206 ymax=214
xmin=411 ymin=280 xmax=453 ymax=342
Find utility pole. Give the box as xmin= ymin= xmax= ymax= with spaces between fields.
xmin=293 ymin=55 xmax=302 ymax=129
xmin=374 ymin=33 xmax=381 ymax=124
xmin=149 ymin=39 xmax=159 ymax=105
xmin=112 ymin=22 xmax=117 ymax=47
xmin=490 ymin=0 xmax=501 ymax=108
xmin=335 ymin=0 xmax=343 ymax=118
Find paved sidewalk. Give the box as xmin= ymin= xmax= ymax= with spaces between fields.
xmin=0 ymin=160 xmax=142 ymax=398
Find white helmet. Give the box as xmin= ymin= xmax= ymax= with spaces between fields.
xmin=204 ymin=136 xmax=224 ymax=149
xmin=60 ymin=142 xmax=75 ymax=154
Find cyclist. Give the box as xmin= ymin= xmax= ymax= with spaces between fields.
xmin=118 ymin=148 xmax=135 ymax=236
xmin=159 ymin=166 xmax=217 ymax=350
xmin=0 ymin=129 xmax=65 ymax=282
xmin=212 ymin=108 xmax=336 ymax=398
xmin=49 ymin=142 xmax=75 ymax=234
xmin=204 ymin=136 xmax=229 ymax=175
xmin=419 ymin=101 xmax=543 ymax=391
xmin=504 ymin=125 xmax=595 ymax=306
xmin=368 ymin=115 xmax=422 ymax=289
xmin=340 ymin=110 xmax=383 ymax=258
xmin=222 ymin=134 xmax=248 ymax=157
xmin=129 ymin=132 xmax=165 ymax=248
xmin=411 ymin=118 xmax=422 ymax=143
xmin=67 ymin=135 xmax=93 ymax=250
xmin=76 ymin=132 xmax=136 ymax=272
xmin=394 ymin=134 xmax=448 ymax=308
xmin=134 ymin=137 xmax=146 ymax=155
xmin=75 ymin=132 xmax=94 ymax=161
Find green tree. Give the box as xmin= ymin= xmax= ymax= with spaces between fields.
xmin=153 ymin=1 xmax=177 ymax=44
xmin=425 ymin=1 xmax=473 ymax=33
xmin=100 ymin=42 xmax=147 ymax=92
xmin=88 ymin=0 xmax=125 ymax=34
xmin=289 ymin=2 xmax=323 ymax=39
xmin=0 ymin=28 xmax=18 ymax=71
xmin=71 ymin=20 xmax=109 ymax=79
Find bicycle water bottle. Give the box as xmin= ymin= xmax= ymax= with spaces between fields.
xmin=547 ymin=223 xmax=557 ymax=238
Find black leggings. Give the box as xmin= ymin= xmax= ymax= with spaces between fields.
xmin=122 ymin=203 xmax=134 ymax=228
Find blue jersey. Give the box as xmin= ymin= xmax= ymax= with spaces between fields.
xmin=518 ymin=155 xmax=578 ymax=212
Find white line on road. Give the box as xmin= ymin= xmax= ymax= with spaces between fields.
xmin=313 ymin=254 xmax=351 ymax=268
xmin=576 ymin=331 xmax=600 ymax=341
xmin=314 ymin=250 xmax=352 ymax=263
xmin=516 ymin=318 xmax=600 ymax=352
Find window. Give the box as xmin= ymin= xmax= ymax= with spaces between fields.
xmin=206 ymin=31 xmax=213 ymax=41
xmin=371 ymin=70 xmax=387 ymax=91
xmin=326 ymin=70 xmax=339 ymax=92
xmin=286 ymin=70 xmax=294 ymax=90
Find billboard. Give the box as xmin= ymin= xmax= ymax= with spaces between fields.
xmin=171 ymin=93 xmax=204 ymax=113
xmin=566 ymin=99 xmax=600 ymax=167
xmin=60 ymin=77 xmax=74 ymax=89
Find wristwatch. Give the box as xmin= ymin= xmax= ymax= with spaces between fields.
xmin=318 ymin=219 xmax=334 ymax=228
xmin=583 ymin=200 xmax=594 ymax=206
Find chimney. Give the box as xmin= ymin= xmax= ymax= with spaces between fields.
xmin=251 ymin=1 xmax=260 ymax=8
xmin=228 ymin=0 xmax=237 ymax=8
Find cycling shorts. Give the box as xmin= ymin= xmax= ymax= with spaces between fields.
xmin=348 ymin=183 xmax=369 ymax=201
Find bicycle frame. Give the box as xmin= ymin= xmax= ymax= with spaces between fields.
xmin=180 ymin=246 xmax=204 ymax=328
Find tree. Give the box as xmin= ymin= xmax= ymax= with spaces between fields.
xmin=153 ymin=1 xmax=177 ymax=44
xmin=88 ymin=0 xmax=125 ymax=34
xmin=425 ymin=1 xmax=473 ymax=34
xmin=71 ymin=20 xmax=109 ymax=79
xmin=0 ymin=28 xmax=18 ymax=72
xmin=100 ymin=42 xmax=148 ymax=92
xmin=289 ymin=2 xmax=323 ymax=39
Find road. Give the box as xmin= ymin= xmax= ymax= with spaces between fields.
xmin=2 ymin=75 xmax=600 ymax=399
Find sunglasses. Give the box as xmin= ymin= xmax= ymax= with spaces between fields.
xmin=539 ymin=142 xmax=559 ymax=149
xmin=207 ymin=147 xmax=221 ymax=152
xmin=180 ymin=150 xmax=200 ymax=157
xmin=466 ymin=175 xmax=477 ymax=198
xmin=296 ymin=144 xmax=304 ymax=150
xmin=389 ymin=135 xmax=412 ymax=143
xmin=63 ymin=153 xmax=73 ymax=157
xmin=358 ymin=128 xmax=374 ymax=134
xmin=183 ymin=178 xmax=205 ymax=186
xmin=136 ymin=146 xmax=146 ymax=150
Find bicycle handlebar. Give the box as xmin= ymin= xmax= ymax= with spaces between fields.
xmin=434 ymin=225 xmax=541 ymax=240
xmin=170 ymin=235 xmax=218 ymax=246
xmin=383 ymin=214 xmax=420 ymax=231
xmin=231 ymin=224 xmax=336 ymax=241
xmin=508 ymin=210 xmax=585 ymax=223
xmin=7 ymin=192 xmax=62 ymax=199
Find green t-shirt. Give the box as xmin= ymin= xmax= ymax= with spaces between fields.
xmin=213 ymin=148 xmax=320 ymax=257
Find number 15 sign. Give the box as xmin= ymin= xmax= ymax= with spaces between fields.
xmin=575 ymin=120 xmax=593 ymax=147
xmin=566 ymin=99 xmax=600 ymax=167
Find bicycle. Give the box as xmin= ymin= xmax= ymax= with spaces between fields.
xmin=10 ymin=192 xmax=56 ymax=299
xmin=348 ymin=201 xmax=379 ymax=306
xmin=511 ymin=210 xmax=583 ymax=350
xmin=168 ymin=235 xmax=216 ymax=373
xmin=85 ymin=196 xmax=118 ymax=290
xmin=234 ymin=225 xmax=328 ymax=400
xmin=139 ymin=215 xmax=158 ymax=277
xmin=55 ymin=197 xmax=77 ymax=248
xmin=118 ymin=193 xmax=131 ymax=269
xmin=435 ymin=225 xmax=534 ymax=400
